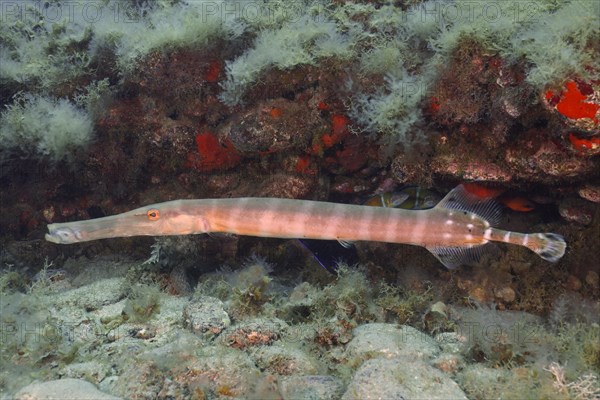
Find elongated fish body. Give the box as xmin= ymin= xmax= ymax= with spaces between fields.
xmin=45 ymin=185 xmax=566 ymax=268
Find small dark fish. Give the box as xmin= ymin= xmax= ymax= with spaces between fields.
xmin=297 ymin=238 xmax=359 ymax=273
xmin=364 ymin=186 xmax=441 ymax=210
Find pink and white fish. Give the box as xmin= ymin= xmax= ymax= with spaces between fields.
xmin=45 ymin=185 xmax=566 ymax=268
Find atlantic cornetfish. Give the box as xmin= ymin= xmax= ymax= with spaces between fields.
xmin=45 ymin=185 xmax=566 ymax=269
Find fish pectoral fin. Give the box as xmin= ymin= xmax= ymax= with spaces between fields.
xmin=425 ymin=243 xmax=497 ymax=269
xmin=435 ymin=185 xmax=503 ymax=226
xmin=337 ymin=239 xmax=354 ymax=248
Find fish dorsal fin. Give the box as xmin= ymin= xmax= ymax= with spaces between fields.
xmin=426 ymin=243 xmax=498 ymax=269
xmin=435 ymin=185 xmax=503 ymax=227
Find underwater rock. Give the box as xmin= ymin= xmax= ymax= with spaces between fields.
xmin=422 ymin=301 xmax=450 ymax=334
xmin=52 ymin=277 xmax=125 ymax=311
xmin=279 ymin=375 xmax=344 ymax=400
xmin=131 ymin=325 xmax=157 ymax=340
xmin=344 ymin=323 xmax=440 ymax=364
xmin=586 ymin=270 xmax=599 ymax=290
xmin=431 ymin=354 xmax=465 ymax=375
xmin=329 ymin=140 xmax=371 ymax=174
xmin=124 ymin=344 xmax=261 ymax=398
xmin=543 ymin=79 xmax=600 ymax=132
xmin=112 ymin=359 xmax=166 ymax=398
xmin=565 ymin=274 xmax=583 ymax=292
xmin=456 ymin=365 xmax=513 ymax=399
xmin=252 ymin=344 xmax=320 ymax=375
xmin=506 ymin=140 xmax=595 ymax=181
xmin=494 ymin=286 xmax=516 ymax=303
xmin=467 ymin=286 xmax=490 ymax=304
xmin=456 ymin=277 xmax=481 ymax=300
xmin=14 ymin=378 xmax=121 ymax=400
xmin=559 ymin=197 xmax=595 ymax=225
xmin=256 ymin=173 xmax=316 ymax=198
xmin=435 ymin=332 xmax=470 ymax=356
xmin=183 ymin=296 xmax=231 ymax=336
xmin=578 ymin=184 xmax=600 ymax=203
xmin=432 ymin=155 xmax=512 ymax=182
xmin=532 ymin=142 xmax=596 ymax=178
xmin=222 ymin=317 xmax=289 ymax=349
xmin=223 ymin=98 xmax=322 ymax=154
xmin=60 ymin=362 xmax=109 ymax=384
xmin=342 ymin=358 xmax=468 ymax=400
xmin=566 ymin=132 xmax=600 ymax=157
xmin=450 ymin=306 xmax=544 ymax=365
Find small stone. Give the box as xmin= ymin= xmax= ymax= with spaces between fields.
xmin=494 ymin=287 xmax=516 ymax=303
xmin=60 ymin=362 xmax=108 ymax=384
xmin=559 ymin=198 xmax=594 ymax=225
xmin=585 ymin=271 xmax=599 ymax=289
xmin=183 ymin=296 xmax=230 ymax=336
xmin=565 ymin=275 xmax=582 ymax=292
xmin=432 ymin=354 xmax=464 ymax=374
xmin=131 ymin=326 xmax=156 ymax=340
xmin=342 ymin=358 xmax=468 ymax=400
xmin=344 ymin=323 xmax=440 ymax=363
xmin=279 ymin=375 xmax=343 ymax=400
xmin=435 ymin=332 xmax=470 ymax=355
xmin=430 ymin=301 xmax=448 ymax=317
xmin=15 ymin=378 xmax=121 ymax=400
xmin=423 ymin=301 xmax=450 ymax=333
xmin=469 ymin=286 xmax=490 ymax=303
xmin=253 ymin=345 xmax=320 ymax=375
xmin=222 ymin=318 xmax=288 ymax=349
xmin=578 ymin=184 xmax=600 ymax=203
xmin=502 ymin=98 xmax=521 ymax=117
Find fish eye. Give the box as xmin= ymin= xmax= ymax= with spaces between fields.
xmin=147 ymin=209 xmax=160 ymax=221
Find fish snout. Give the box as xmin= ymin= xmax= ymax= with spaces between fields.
xmin=45 ymin=225 xmax=84 ymax=244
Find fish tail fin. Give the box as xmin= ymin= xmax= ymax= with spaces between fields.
xmin=529 ymin=233 xmax=567 ymax=262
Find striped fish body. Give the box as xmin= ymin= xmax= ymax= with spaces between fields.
xmin=201 ymin=198 xmax=484 ymax=248
xmin=45 ymin=186 xmax=567 ymax=268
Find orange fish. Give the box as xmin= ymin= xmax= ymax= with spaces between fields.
xmin=462 ymin=182 xmax=505 ymax=200
xmin=463 ymin=183 xmax=534 ymax=212
xmin=499 ymin=196 xmax=535 ymax=212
